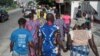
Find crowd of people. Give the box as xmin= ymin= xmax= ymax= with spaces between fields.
xmin=9 ymin=5 xmax=99 ymax=56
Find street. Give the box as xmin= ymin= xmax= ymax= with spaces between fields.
xmin=0 ymin=8 xmax=100 ymax=56
xmin=0 ymin=8 xmax=23 ymax=56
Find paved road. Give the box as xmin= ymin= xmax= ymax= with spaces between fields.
xmin=0 ymin=8 xmax=22 ymax=44
xmin=0 ymin=8 xmax=100 ymax=56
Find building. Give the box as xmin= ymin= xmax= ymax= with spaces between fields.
xmin=71 ymin=1 xmax=100 ymax=20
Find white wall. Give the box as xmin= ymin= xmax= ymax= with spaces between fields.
xmin=71 ymin=1 xmax=80 ymax=19
xmin=90 ymin=1 xmax=100 ymax=20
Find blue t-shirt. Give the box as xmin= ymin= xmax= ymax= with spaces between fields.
xmin=39 ymin=23 xmax=59 ymax=53
xmin=10 ymin=28 xmax=33 ymax=55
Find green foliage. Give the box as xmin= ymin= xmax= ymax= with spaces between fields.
xmin=28 ymin=1 xmax=33 ymax=5
xmin=0 ymin=0 xmax=13 ymax=6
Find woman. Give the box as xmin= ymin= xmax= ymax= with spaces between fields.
xmin=26 ymin=13 xmax=40 ymax=56
xmin=68 ymin=23 xmax=99 ymax=56
xmin=62 ymin=11 xmax=71 ymax=33
xmin=54 ymin=14 xmax=67 ymax=56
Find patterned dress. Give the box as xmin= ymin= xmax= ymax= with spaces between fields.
xmin=26 ymin=20 xmax=40 ymax=56
xmin=54 ymin=19 xmax=66 ymax=41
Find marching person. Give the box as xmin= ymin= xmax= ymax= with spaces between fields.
xmin=39 ymin=11 xmax=46 ymax=26
xmin=54 ymin=14 xmax=67 ymax=56
xmin=10 ymin=18 xmax=34 ymax=56
xmin=68 ymin=22 xmax=99 ymax=56
xmin=26 ymin=13 xmax=40 ymax=56
xmin=62 ymin=11 xmax=71 ymax=34
xmin=38 ymin=13 xmax=62 ymax=56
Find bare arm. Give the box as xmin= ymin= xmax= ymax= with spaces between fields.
xmin=29 ymin=41 xmax=34 ymax=49
xmin=37 ymin=30 xmax=43 ymax=56
xmin=88 ymin=35 xmax=99 ymax=56
xmin=54 ymin=30 xmax=68 ymax=52
xmin=10 ymin=42 xmax=14 ymax=52
xmin=67 ymin=32 xmax=72 ymax=50
xmin=54 ymin=30 xmax=61 ymax=46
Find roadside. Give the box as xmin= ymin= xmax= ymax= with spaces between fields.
xmin=8 ymin=8 xmax=22 ymax=14
xmin=0 ymin=8 xmax=22 ymax=56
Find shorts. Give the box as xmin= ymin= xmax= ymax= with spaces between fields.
xmin=12 ymin=51 xmax=28 ymax=56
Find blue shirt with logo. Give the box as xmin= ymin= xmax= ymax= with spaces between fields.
xmin=10 ymin=28 xmax=33 ymax=55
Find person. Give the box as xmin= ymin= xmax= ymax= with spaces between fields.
xmin=54 ymin=14 xmax=66 ymax=41
xmin=39 ymin=11 xmax=46 ymax=26
xmin=62 ymin=11 xmax=71 ymax=33
xmin=54 ymin=14 xmax=67 ymax=55
xmin=36 ymin=5 xmax=42 ymax=19
xmin=68 ymin=22 xmax=99 ymax=56
xmin=38 ymin=13 xmax=62 ymax=56
xmin=26 ymin=13 xmax=40 ymax=56
xmin=85 ymin=14 xmax=92 ymax=30
xmin=76 ymin=12 xmax=86 ymax=26
xmin=10 ymin=18 xmax=34 ymax=56
xmin=76 ymin=6 xmax=82 ymax=19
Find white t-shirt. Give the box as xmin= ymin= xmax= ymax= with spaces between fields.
xmin=69 ymin=30 xmax=92 ymax=46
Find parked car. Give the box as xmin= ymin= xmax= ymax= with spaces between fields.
xmin=0 ymin=9 xmax=9 ymax=22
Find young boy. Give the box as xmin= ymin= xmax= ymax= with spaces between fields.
xmin=10 ymin=18 xmax=34 ymax=56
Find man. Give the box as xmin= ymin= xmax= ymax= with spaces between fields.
xmin=38 ymin=13 xmax=62 ymax=56
xmin=68 ymin=22 xmax=99 ymax=56
xmin=10 ymin=18 xmax=34 ymax=56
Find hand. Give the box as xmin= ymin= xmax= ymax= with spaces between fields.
xmin=62 ymin=47 xmax=68 ymax=52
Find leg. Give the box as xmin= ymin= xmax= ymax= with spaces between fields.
xmin=29 ymin=47 xmax=36 ymax=56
